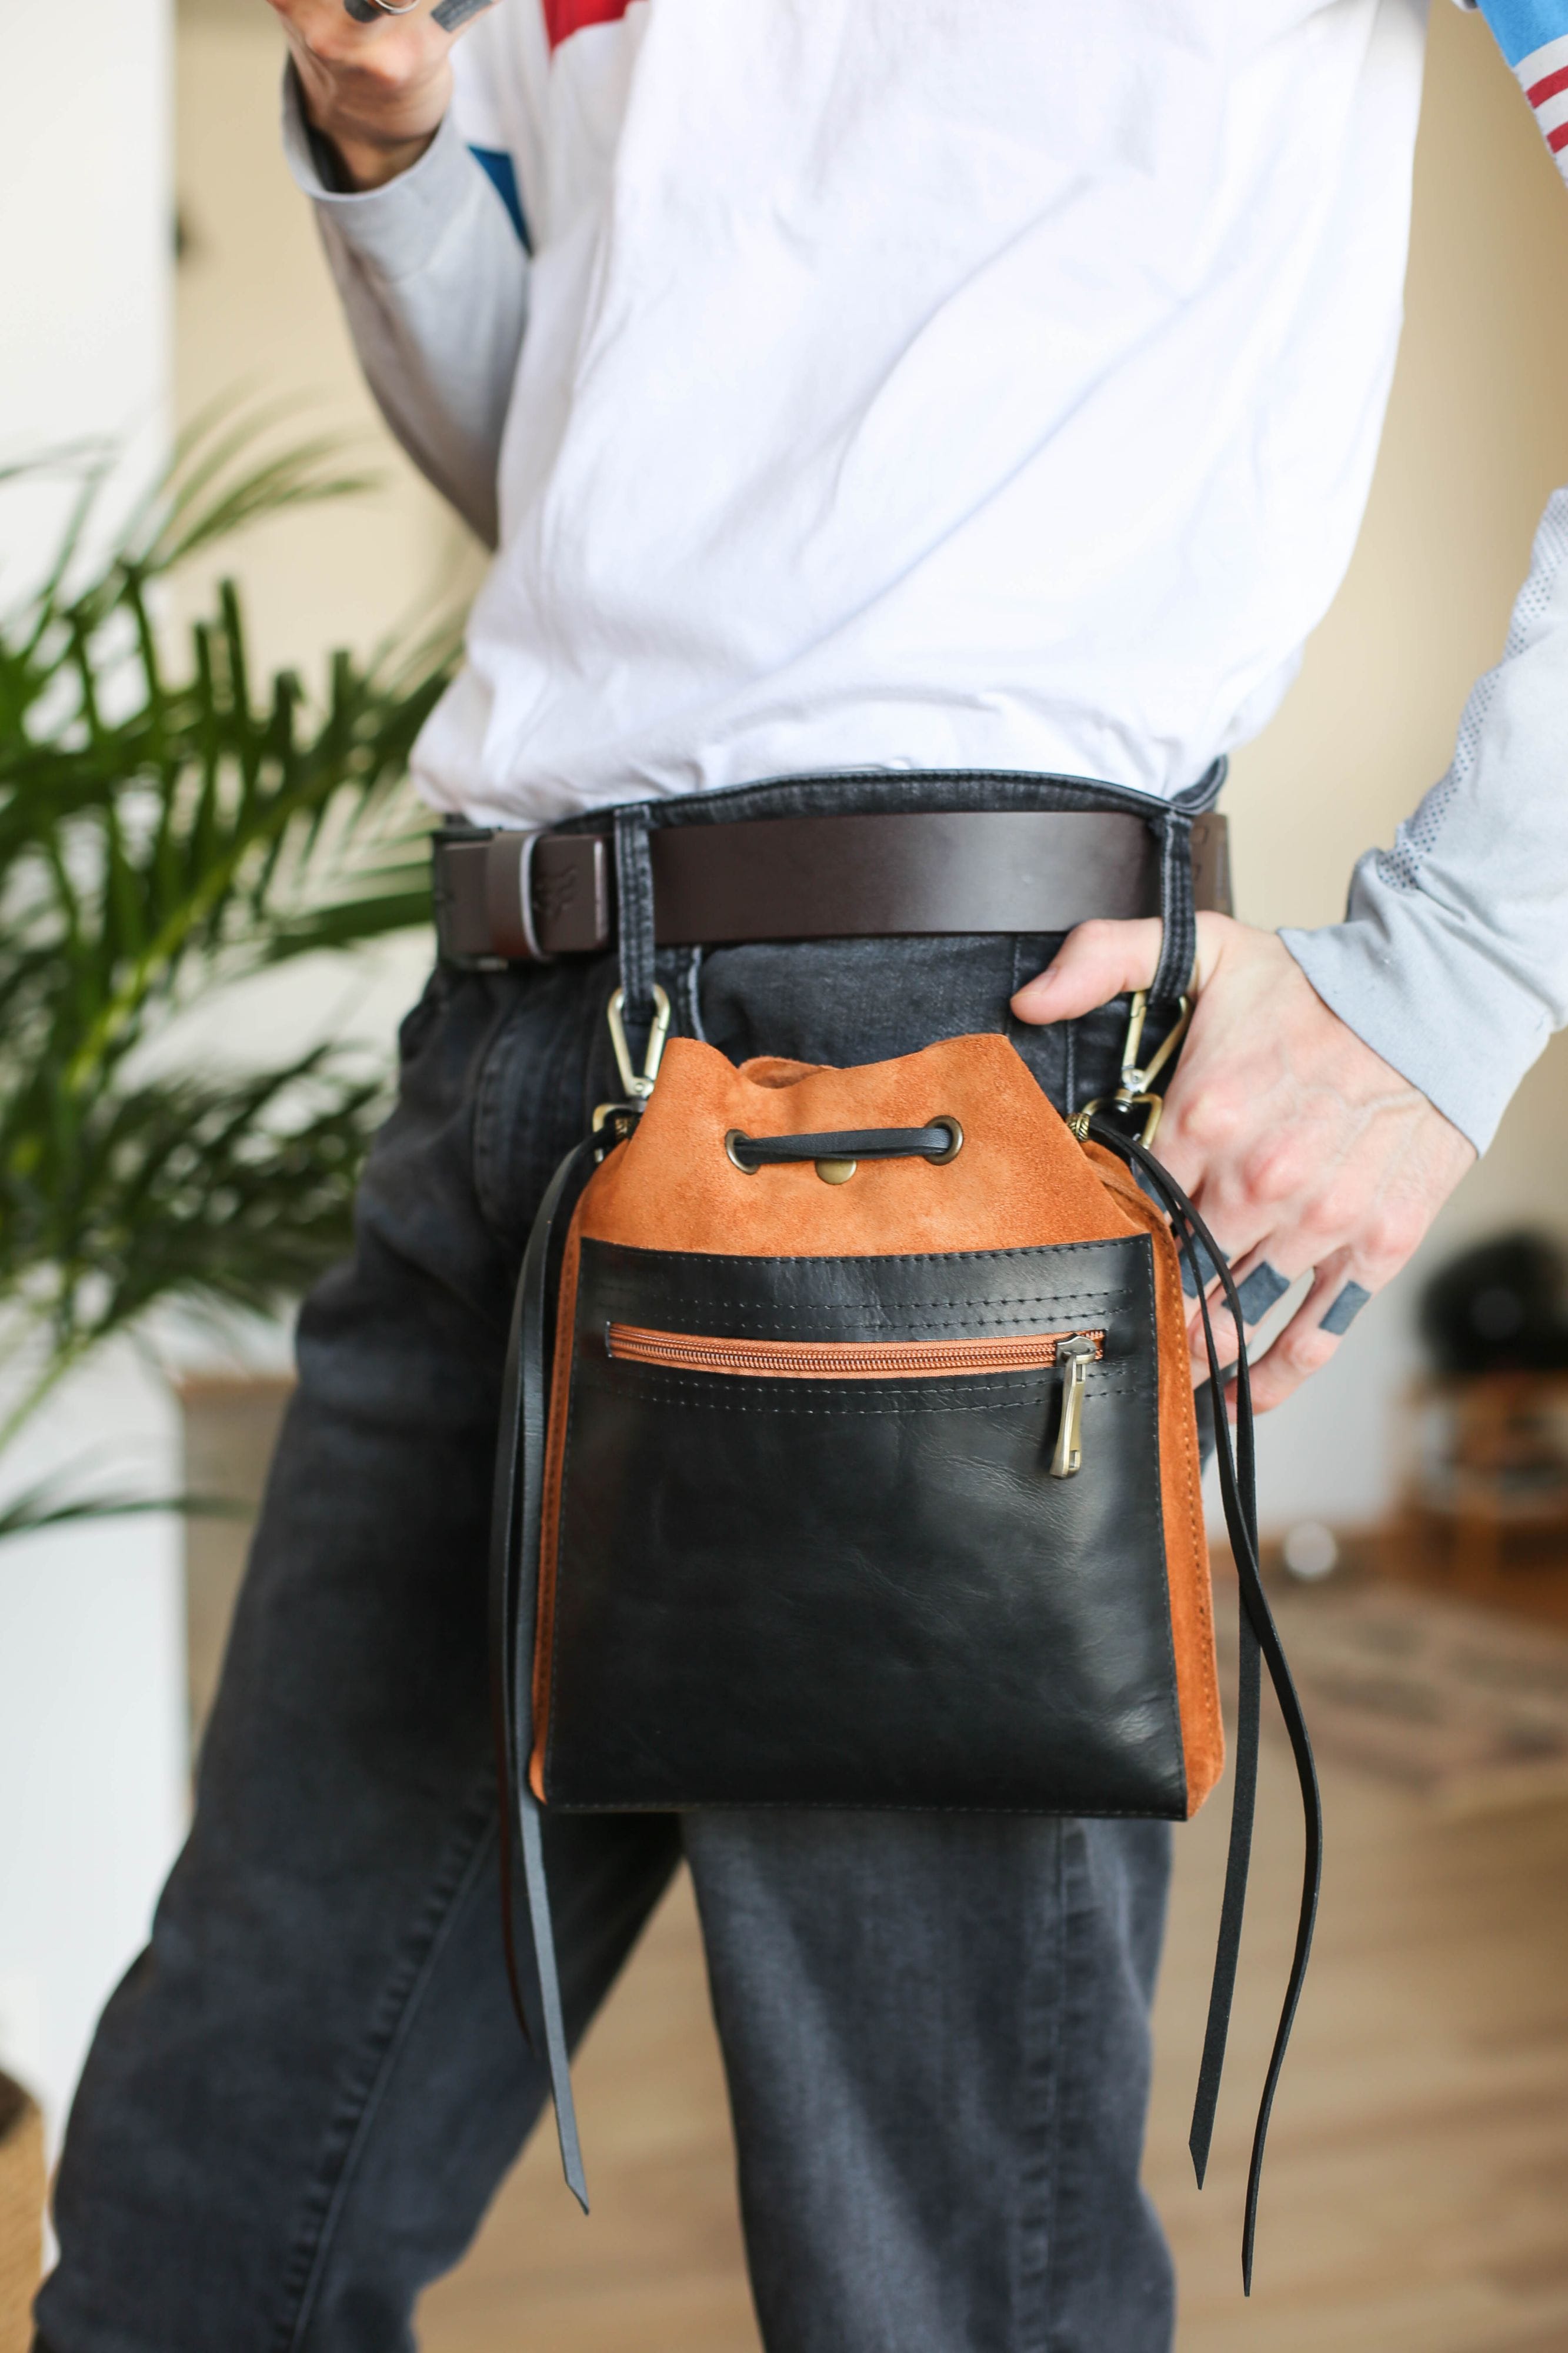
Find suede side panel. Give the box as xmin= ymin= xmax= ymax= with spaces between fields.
xmin=1086 ymin=1142 xmax=1225 ymax=1815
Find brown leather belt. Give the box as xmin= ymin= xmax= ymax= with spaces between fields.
xmin=433 ymin=808 xmax=1231 ymax=965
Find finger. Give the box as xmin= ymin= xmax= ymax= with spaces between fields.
xmin=1010 ymin=917 xmax=1162 ymax=1024
xmin=1185 ymin=1250 xmax=1305 ymax=1386
xmin=336 ymin=0 xmax=495 ymax=26
xmin=1244 ymin=1254 xmax=1381 ymax=1412
xmin=1234 ymin=1156 xmax=1424 ymax=1409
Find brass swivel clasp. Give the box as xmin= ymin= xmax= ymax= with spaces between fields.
xmin=593 ymin=982 xmax=673 ymax=1153
xmin=607 ymin=982 xmax=672 ymax=1102
xmin=1069 ymin=988 xmax=1190 ymax=1149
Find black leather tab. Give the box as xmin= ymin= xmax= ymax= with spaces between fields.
xmin=488 ymin=1135 xmax=600 ymax=2209
xmin=1087 ymin=1121 xmax=1322 ymax=2294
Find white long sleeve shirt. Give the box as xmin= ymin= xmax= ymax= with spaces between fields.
xmin=285 ymin=0 xmax=1568 ymax=1154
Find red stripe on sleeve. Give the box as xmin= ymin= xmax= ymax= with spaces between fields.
xmin=1527 ymin=62 xmax=1568 ymax=106
xmin=1548 ymin=117 xmax=1568 ymax=152
xmin=544 ymin=0 xmax=632 ymax=49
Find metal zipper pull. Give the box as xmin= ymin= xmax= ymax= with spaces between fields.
xmin=1050 ymin=1337 xmax=1096 ymax=1479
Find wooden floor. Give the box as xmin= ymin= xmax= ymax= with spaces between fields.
xmin=419 ymin=1744 xmax=1568 ymax=2352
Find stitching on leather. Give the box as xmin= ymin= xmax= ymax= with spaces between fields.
xmin=594 ymin=1290 xmax=1135 ymax=1327
xmin=593 ymin=1239 xmax=1143 ymax=1273
xmin=536 ymin=1794 xmax=1186 ymax=1819
xmin=602 ymin=1311 xmax=1127 ymax=1338
xmin=575 ymin=1371 xmax=1140 ymax=1415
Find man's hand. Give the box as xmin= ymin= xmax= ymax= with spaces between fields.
xmin=267 ymin=0 xmax=495 ymax=189
xmin=1012 ymin=915 xmax=1476 ymax=1409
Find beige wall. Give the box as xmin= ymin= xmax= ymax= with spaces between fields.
xmin=172 ymin=0 xmax=1568 ymax=1528
xmin=1226 ymin=2 xmax=1568 ymax=1525
xmin=175 ymin=0 xmax=483 ymax=674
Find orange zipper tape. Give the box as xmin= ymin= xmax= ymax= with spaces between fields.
xmin=605 ymin=1325 xmax=1104 ymax=1381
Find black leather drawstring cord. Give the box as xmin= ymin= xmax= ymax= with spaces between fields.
xmin=1086 ymin=1117 xmax=1323 ymax=2293
xmin=488 ymin=1135 xmax=600 ymax=2212
xmin=726 ymin=1125 xmax=958 ymax=1168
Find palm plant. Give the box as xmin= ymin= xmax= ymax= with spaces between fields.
xmin=0 ymin=418 xmax=457 ymax=1535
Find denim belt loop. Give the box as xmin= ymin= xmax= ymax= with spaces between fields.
xmin=1149 ymin=807 xmax=1196 ymax=1008
xmin=613 ymin=804 xmax=658 ymax=1051
xmin=1149 ymin=755 xmax=1226 ymax=1006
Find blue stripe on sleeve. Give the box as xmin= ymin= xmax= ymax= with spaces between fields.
xmin=1469 ymin=0 xmax=1568 ymax=68
xmin=470 ymin=145 xmax=529 ymax=249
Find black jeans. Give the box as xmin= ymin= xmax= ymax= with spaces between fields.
xmin=41 ymin=770 xmax=1190 ymax=2353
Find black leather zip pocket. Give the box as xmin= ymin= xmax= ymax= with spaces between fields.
xmin=604 ymin=1324 xmax=1104 ymax=1380
xmin=540 ymin=1232 xmax=1186 ymax=1821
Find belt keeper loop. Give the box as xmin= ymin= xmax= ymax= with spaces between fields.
xmin=485 ymin=830 xmax=556 ymax=964
xmin=613 ymin=805 xmax=658 ymax=1046
xmin=516 ymin=831 xmax=553 ymax=964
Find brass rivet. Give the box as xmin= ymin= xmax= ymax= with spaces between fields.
xmin=815 ymin=1158 xmax=857 ymax=1185
xmin=924 ymin=1116 xmax=963 ymax=1165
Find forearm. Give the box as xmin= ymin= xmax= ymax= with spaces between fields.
xmin=1282 ymin=488 xmax=1568 ymax=1154
xmin=282 ymin=64 xmax=526 ymax=545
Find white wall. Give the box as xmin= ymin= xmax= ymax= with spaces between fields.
xmin=0 ymin=0 xmax=188 ymax=2144
xmin=1226 ymin=2 xmax=1568 ymax=1534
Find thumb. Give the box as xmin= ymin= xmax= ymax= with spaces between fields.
xmin=1010 ymin=916 xmax=1164 ymax=1025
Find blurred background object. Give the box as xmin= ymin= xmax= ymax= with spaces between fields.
xmin=1420 ymin=1230 xmax=1568 ymax=1375
xmin=1376 ymin=1229 xmax=1568 ymax=1609
xmin=0 ymin=2072 xmax=44 ymax=2353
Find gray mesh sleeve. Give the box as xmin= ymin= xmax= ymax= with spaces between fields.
xmin=1282 ymin=490 xmax=1568 ymax=1151
xmin=281 ymin=66 xmax=527 ymax=546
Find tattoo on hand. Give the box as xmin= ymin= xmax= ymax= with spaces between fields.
xmin=1233 ymin=1261 xmax=1290 ymax=1326
xmin=1319 ymin=1281 xmax=1371 ymax=1336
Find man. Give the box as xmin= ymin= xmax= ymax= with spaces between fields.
xmin=36 ymin=1 xmax=1568 ymax=2347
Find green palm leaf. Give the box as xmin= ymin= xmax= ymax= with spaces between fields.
xmin=0 ymin=416 xmax=460 ymax=1538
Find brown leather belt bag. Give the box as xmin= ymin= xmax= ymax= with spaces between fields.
xmin=435 ymin=808 xmax=1232 ymax=962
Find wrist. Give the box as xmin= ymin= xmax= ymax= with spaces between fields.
xmin=320 ymin=122 xmax=439 ymax=190
xmin=288 ymin=50 xmax=450 ymax=192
